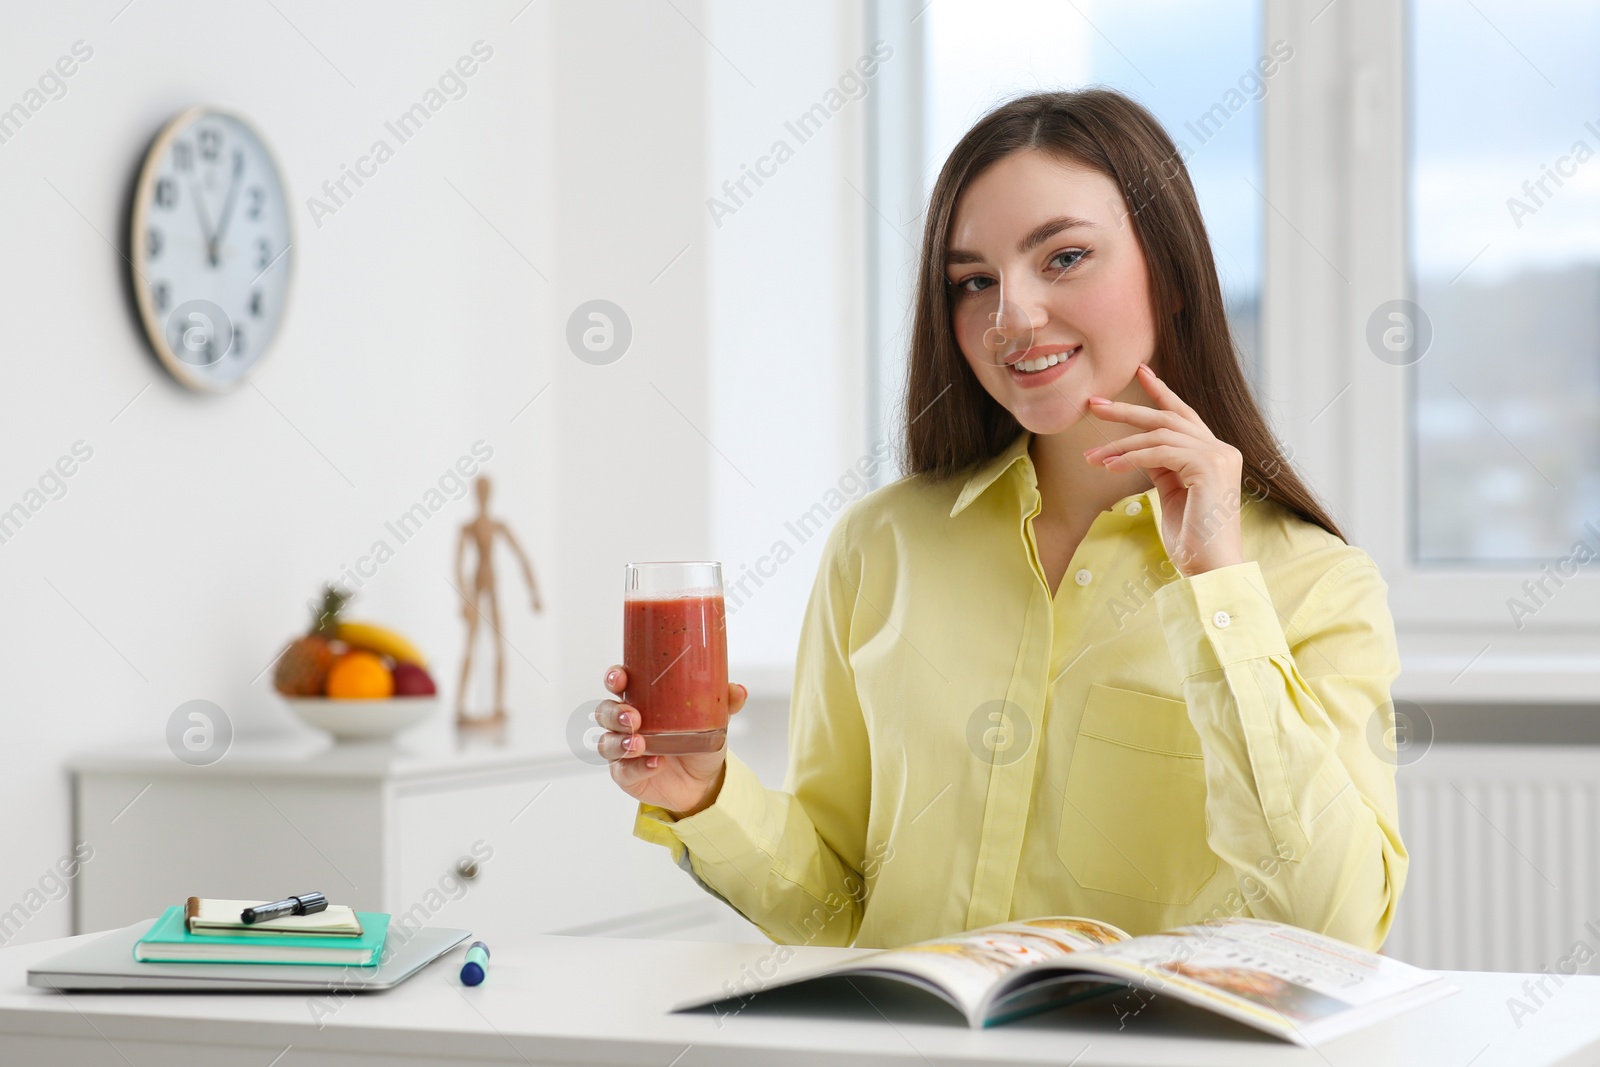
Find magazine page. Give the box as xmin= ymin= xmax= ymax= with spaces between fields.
xmin=845 ymin=916 xmax=1130 ymax=1021
xmin=670 ymin=915 xmax=1129 ymax=1025
xmin=1037 ymin=917 xmax=1456 ymax=1046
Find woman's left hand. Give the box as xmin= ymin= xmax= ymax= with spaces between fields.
xmin=1081 ymin=363 xmax=1245 ymax=578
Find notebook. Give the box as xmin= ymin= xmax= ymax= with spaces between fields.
xmin=30 ymin=919 xmax=469 ymax=991
xmin=185 ymin=896 xmax=364 ymax=937
xmin=134 ymin=905 xmax=388 ymax=965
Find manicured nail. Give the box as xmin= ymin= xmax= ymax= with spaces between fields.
xmin=1089 ymin=396 xmax=1110 ymax=405
xmin=646 ymin=756 xmax=661 ymax=768
xmin=625 ymin=735 xmax=639 ymax=751
xmin=605 ymin=668 xmax=621 ymax=686
xmin=621 ymin=711 xmax=635 ymax=729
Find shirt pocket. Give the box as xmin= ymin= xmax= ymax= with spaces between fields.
xmin=1057 ymin=682 xmax=1218 ymax=905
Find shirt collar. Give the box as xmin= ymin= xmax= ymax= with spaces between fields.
xmin=949 ymin=429 xmax=1036 ymax=517
xmin=948 ymin=427 xmax=1161 ymax=526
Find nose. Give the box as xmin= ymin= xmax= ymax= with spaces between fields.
xmin=981 ymin=274 xmax=1051 ymax=363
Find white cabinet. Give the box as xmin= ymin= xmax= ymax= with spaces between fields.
xmin=68 ymin=738 xmax=724 ymax=941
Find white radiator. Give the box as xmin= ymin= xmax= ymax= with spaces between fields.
xmin=1388 ymin=744 xmax=1600 ymax=975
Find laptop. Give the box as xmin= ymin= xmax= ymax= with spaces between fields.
xmin=27 ymin=918 xmax=471 ymax=992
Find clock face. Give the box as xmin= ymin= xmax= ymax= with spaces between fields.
xmin=131 ymin=108 xmax=292 ymax=392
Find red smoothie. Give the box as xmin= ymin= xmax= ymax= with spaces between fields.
xmin=623 ymin=592 xmax=728 ymax=753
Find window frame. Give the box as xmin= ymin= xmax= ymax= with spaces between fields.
xmin=865 ymin=0 xmax=926 ymax=486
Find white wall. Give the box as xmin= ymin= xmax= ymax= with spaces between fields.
xmin=0 ymin=0 xmax=863 ymax=948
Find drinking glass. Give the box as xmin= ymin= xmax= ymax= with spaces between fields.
xmin=622 ymin=562 xmax=728 ymax=754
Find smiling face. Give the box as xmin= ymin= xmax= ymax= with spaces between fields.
xmin=944 ymin=149 xmax=1159 ymax=435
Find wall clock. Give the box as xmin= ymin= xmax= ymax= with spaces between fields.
xmin=129 ymin=107 xmax=292 ymax=392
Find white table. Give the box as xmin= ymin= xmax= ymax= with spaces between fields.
xmin=4 ymin=929 xmax=1599 ymax=1066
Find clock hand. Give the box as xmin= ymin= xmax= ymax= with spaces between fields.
xmin=212 ymin=150 xmax=246 ymax=264
xmin=188 ymin=179 xmax=217 ymax=266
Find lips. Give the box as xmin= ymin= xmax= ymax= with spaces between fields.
xmin=1007 ymin=344 xmax=1080 ymax=373
xmin=1004 ymin=346 xmax=1077 ymax=389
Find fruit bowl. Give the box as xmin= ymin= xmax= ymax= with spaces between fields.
xmin=282 ymin=696 xmax=439 ymax=742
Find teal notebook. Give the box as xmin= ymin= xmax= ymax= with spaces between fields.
xmin=133 ymin=906 xmax=390 ymax=966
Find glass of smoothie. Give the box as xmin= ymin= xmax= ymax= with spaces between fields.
xmin=622 ymin=562 xmax=729 ymax=754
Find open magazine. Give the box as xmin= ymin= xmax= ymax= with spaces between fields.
xmin=677 ymin=916 xmax=1457 ymax=1047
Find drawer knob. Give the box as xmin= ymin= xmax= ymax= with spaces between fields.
xmin=456 ymin=857 xmax=480 ymax=880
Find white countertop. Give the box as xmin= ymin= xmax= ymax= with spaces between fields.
xmin=65 ymin=732 xmax=580 ymax=782
xmin=66 ymin=694 xmax=781 ymax=787
xmin=65 ymin=692 xmax=594 ymax=772
xmin=4 ymin=928 xmax=1600 ymax=1066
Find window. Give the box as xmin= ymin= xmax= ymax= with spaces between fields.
xmin=1409 ymin=0 xmax=1600 ymax=565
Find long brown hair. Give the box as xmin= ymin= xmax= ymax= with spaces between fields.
xmin=900 ymin=88 xmax=1346 ymax=543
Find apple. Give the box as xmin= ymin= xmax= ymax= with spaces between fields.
xmin=392 ymin=662 xmax=437 ymax=696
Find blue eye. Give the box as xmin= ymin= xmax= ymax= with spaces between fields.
xmin=950 ymin=250 xmax=1086 ymax=296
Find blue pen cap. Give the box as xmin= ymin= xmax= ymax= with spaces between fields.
xmin=460 ymin=940 xmax=490 ymax=986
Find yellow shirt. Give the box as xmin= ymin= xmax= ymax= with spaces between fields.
xmin=634 ymin=428 xmax=1407 ymax=951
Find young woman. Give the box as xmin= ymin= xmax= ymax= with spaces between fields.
xmin=595 ymin=89 xmax=1406 ymax=952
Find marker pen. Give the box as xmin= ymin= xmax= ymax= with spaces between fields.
xmin=460 ymin=940 xmax=490 ymax=986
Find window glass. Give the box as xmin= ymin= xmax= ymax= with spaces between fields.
xmin=1409 ymin=0 xmax=1600 ymax=563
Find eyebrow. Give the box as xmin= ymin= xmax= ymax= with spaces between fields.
xmin=945 ymin=214 xmax=1099 ymax=266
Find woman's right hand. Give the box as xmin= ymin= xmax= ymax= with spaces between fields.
xmin=596 ymin=666 xmax=748 ymax=818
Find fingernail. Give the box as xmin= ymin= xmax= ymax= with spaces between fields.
xmin=624 ymin=735 xmax=638 ymax=751
xmin=605 ymin=669 xmax=621 ymax=685
xmin=647 ymin=756 xmax=660 ymax=768
xmin=1089 ymin=396 xmax=1110 ymax=405
xmin=622 ymin=711 xmax=636 ymax=729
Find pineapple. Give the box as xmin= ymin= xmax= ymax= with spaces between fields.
xmin=272 ymin=584 xmax=351 ymax=696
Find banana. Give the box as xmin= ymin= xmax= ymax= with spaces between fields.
xmin=336 ymin=621 xmax=428 ymax=667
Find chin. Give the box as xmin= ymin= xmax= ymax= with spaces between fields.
xmin=1010 ymin=401 xmax=1086 ymax=436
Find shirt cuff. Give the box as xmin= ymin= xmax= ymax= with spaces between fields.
xmin=631 ymin=749 xmax=766 ymax=865
xmin=1154 ymin=560 xmax=1291 ymax=678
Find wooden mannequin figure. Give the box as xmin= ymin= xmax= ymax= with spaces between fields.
xmin=454 ymin=474 xmax=542 ymax=730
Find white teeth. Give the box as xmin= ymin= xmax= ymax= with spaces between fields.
xmin=1013 ymin=349 xmax=1075 ymax=373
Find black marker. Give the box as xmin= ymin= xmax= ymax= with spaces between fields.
xmin=241 ymin=891 xmax=328 ymax=924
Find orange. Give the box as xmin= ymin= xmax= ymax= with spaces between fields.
xmin=325 ymin=650 xmax=394 ymax=699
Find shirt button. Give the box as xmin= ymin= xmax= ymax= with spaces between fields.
xmin=1212 ymin=610 xmax=1231 ymax=628
xmin=1125 ymin=500 xmax=1143 ymax=516
xmin=1075 ymin=569 xmax=1093 ymax=586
